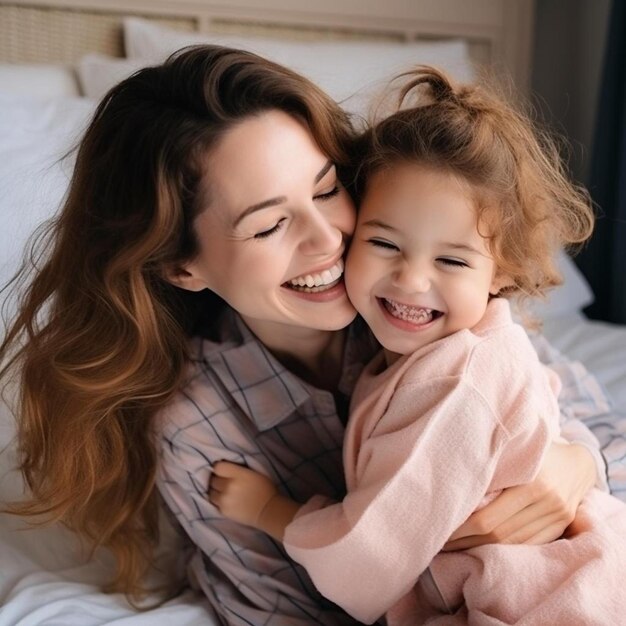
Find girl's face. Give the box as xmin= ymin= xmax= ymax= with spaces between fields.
xmin=171 ymin=110 xmax=357 ymax=338
xmin=346 ymin=164 xmax=505 ymax=362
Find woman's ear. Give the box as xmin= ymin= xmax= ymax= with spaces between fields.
xmin=490 ymin=270 xmax=515 ymax=297
xmin=162 ymin=262 xmax=209 ymax=292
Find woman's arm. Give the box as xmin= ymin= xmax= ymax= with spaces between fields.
xmin=443 ymin=440 xmax=595 ymax=550
xmin=445 ymin=334 xmax=607 ymax=550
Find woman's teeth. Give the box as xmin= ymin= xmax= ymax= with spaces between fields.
xmin=384 ymin=299 xmax=437 ymax=324
xmin=288 ymin=259 xmax=344 ymax=291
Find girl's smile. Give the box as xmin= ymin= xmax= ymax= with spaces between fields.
xmin=377 ymin=297 xmax=444 ymax=331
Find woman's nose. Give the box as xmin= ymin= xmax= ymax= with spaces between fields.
xmin=299 ymin=208 xmax=343 ymax=256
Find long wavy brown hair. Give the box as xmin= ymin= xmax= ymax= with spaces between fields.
xmin=0 ymin=45 xmax=356 ymax=598
xmin=351 ymin=66 xmax=595 ymax=302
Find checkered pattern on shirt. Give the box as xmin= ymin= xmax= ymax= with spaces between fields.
xmin=156 ymin=309 xmax=617 ymax=626
xmin=157 ymin=311 xmax=379 ymax=626
xmin=530 ymin=332 xmax=626 ymax=498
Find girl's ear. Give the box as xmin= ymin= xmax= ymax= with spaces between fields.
xmin=162 ymin=262 xmax=210 ymax=292
xmin=490 ymin=270 xmax=515 ymax=297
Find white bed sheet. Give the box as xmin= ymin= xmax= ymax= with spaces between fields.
xmin=0 ymin=404 xmax=217 ymax=625
xmin=542 ymin=314 xmax=626 ymax=410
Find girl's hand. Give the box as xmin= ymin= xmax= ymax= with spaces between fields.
xmin=443 ymin=441 xmax=596 ymax=550
xmin=209 ymin=461 xmax=279 ymax=528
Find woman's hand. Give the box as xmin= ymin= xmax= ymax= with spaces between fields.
xmin=209 ymin=461 xmax=279 ymax=527
xmin=443 ymin=441 xmax=596 ymax=551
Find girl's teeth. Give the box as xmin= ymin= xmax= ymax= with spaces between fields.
xmin=384 ymin=299 xmax=435 ymax=324
xmin=289 ymin=259 xmax=344 ymax=289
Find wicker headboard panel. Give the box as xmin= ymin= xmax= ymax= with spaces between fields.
xmin=0 ymin=0 xmax=536 ymax=93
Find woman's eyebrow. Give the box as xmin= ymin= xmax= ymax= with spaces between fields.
xmin=315 ymin=160 xmax=333 ymax=183
xmin=233 ymin=196 xmax=287 ymax=228
xmin=233 ymin=161 xmax=334 ymax=228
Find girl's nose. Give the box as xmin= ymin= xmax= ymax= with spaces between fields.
xmin=393 ymin=262 xmax=431 ymax=293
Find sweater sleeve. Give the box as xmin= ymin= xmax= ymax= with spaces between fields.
xmin=283 ymin=341 xmax=552 ymax=623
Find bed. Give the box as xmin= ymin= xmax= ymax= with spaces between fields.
xmin=0 ymin=1 xmax=624 ymax=624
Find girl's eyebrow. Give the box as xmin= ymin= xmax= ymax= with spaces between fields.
xmin=444 ymin=242 xmax=482 ymax=255
xmin=233 ymin=161 xmax=333 ymax=228
xmin=361 ymin=218 xmax=398 ymax=232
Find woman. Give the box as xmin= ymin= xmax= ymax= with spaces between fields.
xmin=0 ymin=46 xmax=609 ymax=625
xmin=208 ymin=67 xmax=624 ymax=625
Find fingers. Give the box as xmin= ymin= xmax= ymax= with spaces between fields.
xmin=442 ymin=513 xmax=564 ymax=551
xmin=444 ymin=477 xmax=580 ymax=551
xmin=448 ymin=485 xmax=535 ymax=542
xmin=209 ymin=461 xmax=250 ymax=497
xmin=442 ymin=508 xmax=553 ymax=551
xmin=212 ymin=460 xmax=247 ymax=477
xmin=209 ymin=475 xmax=229 ymax=493
xmin=208 ymin=461 xmax=244 ymax=507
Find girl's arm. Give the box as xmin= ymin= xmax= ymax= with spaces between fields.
xmin=209 ymin=461 xmax=301 ymax=541
xmin=210 ymin=352 xmax=555 ymax=622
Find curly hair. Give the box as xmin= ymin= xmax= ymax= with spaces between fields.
xmin=351 ymin=66 xmax=595 ymax=303
xmin=0 ymin=45 xmax=356 ymax=599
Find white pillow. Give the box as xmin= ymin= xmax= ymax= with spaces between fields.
xmin=529 ymin=249 xmax=594 ymax=319
xmin=123 ymin=17 xmax=475 ymax=116
xmin=0 ymin=93 xmax=94 ymax=313
xmin=77 ymin=54 xmax=149 ymax=100
xmin=0 ymin=63 xmax=80 ymax=99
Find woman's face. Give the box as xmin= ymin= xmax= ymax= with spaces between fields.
xmin=174 ymin=110 xmax=357 ymax=337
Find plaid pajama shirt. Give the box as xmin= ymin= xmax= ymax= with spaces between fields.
xmin=156 ymin=308 xmax=618 ymax=626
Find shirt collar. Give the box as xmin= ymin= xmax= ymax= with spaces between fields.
xmin=191 ymin=309 xmax=377 ymax=431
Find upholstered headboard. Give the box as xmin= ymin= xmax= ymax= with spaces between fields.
xmin=0 ymin=0 xmax=535 ymax=94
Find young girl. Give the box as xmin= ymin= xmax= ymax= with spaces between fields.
xmin=209 ymin=67 xmax=626 ymax=623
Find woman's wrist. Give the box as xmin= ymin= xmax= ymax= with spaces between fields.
xmin=569 ymin=442 xmax=603 ymax=497
xmin=570 ymin=440 xmax=609 ymax=493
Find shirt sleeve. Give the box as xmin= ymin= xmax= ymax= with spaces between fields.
xmin=529 ymin=332 xmax=612 ymax=492
xmin=157 ymin=393 xmax=366 ymax=626
xmin=283 ymin=341 xmax=552 ymax=624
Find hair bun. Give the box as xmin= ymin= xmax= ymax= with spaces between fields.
xmin=397 ymin=66 xmax=460 ymax=108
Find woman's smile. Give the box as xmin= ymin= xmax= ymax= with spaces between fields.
xmin=285 ymin=258 xmax=344 ymax=291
